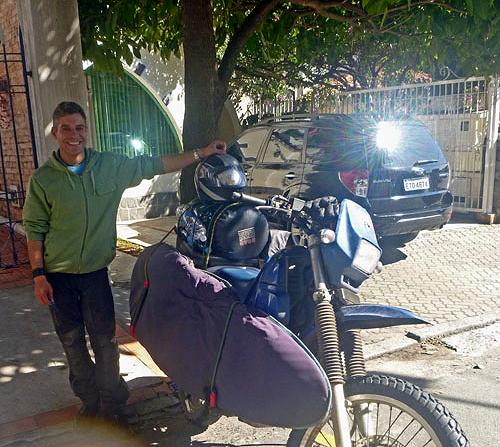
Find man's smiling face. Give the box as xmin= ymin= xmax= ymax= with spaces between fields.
xmin=51 ymin=113 xmax=87 ymax=163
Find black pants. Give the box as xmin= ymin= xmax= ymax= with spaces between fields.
xmin=47 ymin=268 xmax=129 ymax=412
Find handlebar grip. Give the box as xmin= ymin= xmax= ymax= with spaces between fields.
xmin=231 ymin=191 xmax=268 ymax=206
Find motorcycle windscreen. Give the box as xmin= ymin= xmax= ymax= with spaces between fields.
xmin=130 ymin=243 xmax=331 ymax=428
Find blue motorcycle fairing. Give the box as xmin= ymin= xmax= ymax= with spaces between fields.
xmin=207 ymin=266 xmax=260 ymax=302
xmin=246 ymin=246 xmax=310 ymax=325
xmin=337 ymin=304 xmax=429 ymax=331
xmin=320 ymin=200 xmax=381 ymax=293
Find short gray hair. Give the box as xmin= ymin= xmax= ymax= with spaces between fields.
xmin=52 ymin=101 xmax=87 ymax=126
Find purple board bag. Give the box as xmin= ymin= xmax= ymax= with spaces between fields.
xmin=129 ymin=244 xmax=331 ymax=428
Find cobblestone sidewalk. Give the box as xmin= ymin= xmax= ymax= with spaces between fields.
xmin=359 ymin=225 xmax=500 ymax=345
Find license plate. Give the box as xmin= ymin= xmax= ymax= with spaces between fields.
xmin=403 ymin=176 xmax=430 ymax=191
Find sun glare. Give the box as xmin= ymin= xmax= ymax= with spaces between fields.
xmin=376 ymin=122 xmax=401 ymax=152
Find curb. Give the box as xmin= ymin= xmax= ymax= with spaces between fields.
xmin=364 ymin=313 xmax=500 ymax=360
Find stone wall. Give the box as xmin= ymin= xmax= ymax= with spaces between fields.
xmin=0 ymin=0 xmax=35 ymax=222
xmin=117 ymin=192 xmax=179 ymax=222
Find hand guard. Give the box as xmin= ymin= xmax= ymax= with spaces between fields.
xmin=304 ymin=196 xmax=339 ymax=228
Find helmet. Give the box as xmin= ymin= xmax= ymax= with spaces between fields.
xmin=176 ymin=199 xmax=270 ymax=268
xmin=195 ymin=154 xmax=246 ymax=202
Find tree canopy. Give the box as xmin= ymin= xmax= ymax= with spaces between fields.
xmin=78 ymin=0 xmax=500 ymax=200
xmin=79 ymin=1 xmax=499 ymax=88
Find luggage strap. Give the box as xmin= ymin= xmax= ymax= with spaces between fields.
xmin=208 ymin=300 xmax=238 ymax=410
xmin=203 ymin=202 xmax=241 ymax=269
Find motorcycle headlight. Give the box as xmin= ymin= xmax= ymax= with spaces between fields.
xmin=352 ymin=239 xmax=381 ymax=274
xmin=320 ymin=229 xmax=335 ymax=244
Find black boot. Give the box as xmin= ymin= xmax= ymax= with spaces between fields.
xmin=76 ymin=400 xmax=100 ymax=423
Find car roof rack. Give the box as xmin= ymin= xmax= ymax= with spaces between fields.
xmin=255 ymin=111 xmax=416 ymax=126
xmin=256 ymin=112 xmax=351 ymax=125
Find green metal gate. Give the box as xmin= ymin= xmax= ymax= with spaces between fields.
xmin=86 ymin=68 xmax=182 ymax=158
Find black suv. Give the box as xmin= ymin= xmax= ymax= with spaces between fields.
xmin=228 ymin=114 xmax=453 ymax=239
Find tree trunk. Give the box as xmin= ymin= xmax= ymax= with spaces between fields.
xmin=180 ymin=0 xmax=219 ymax=203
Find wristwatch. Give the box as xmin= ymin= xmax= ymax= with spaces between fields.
xmin=32 ymin=267 xmax=46 ymax=278
xmin=193 ymin=148 xmax=201 ymax=162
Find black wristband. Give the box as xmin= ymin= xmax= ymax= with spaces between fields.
xmin=32 ymin=267 xmax=46 ymax=278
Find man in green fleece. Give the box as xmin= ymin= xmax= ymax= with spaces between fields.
xmin=23 ymin=101 xmax=226 ymax=423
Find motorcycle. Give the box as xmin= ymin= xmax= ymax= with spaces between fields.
xmin=174 ymin=190 xmax=470 ymax=447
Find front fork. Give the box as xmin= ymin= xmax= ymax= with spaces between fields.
xmin=309 ymin=237 xmax=352 ymax=447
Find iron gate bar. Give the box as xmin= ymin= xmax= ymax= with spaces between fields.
xmin=1 ymin=42 xmax=26 ymax=208
xmin=0 ymin=29 xmax=36 ymax=269
xmin=0 ymin=130 xmax=19 ymax=267
xmin=0 ymin=44 xmax=18 ymax=266
xmin=19 ymin=29 xmax=38 ymax=169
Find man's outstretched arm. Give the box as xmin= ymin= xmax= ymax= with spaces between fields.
xmin=160 ymin=139 xmax=226 ymax=173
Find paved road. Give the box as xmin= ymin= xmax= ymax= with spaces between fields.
xmin=357 ymin=224 xmax=500 ymax=346
xmin=367 ymin=323 xmax=500 ymax=447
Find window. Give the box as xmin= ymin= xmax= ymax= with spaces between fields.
xmin=263 ymin=128 xmax=305 ymax=163
xmin=306 ymin=126 xmax=367 ymax=170
xmin=374 ymin=122 xmax=445 ymax=168
xmin=228 ymin=128 xmax=268 ymax=163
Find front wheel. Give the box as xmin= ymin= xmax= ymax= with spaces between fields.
xmin=287 ymin=374 xmax=469 ymax=447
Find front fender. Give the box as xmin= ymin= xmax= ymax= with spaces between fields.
xmin=337 ymin=304 xmax=429 ymax=331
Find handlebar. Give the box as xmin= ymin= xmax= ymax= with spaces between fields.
xmin=231 ymin=192 xmax=338 ymax=234
xmin=231 ymin=191 xmax=268 ymax=206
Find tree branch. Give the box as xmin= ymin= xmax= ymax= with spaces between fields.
xmin=218 ymin=0 xmax=281 ymax=84
xmin=288 ymin=0 xmax=357 ymax=23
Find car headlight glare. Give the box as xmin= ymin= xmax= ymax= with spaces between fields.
xmin=353 ymin=239 xmax=381 ymax=274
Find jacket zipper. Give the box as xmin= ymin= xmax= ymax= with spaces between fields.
xmin=78 ymin=175 xmax=89 ymax=273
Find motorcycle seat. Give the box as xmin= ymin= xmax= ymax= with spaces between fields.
xmin=207 ymin=266 xmax=260 ymax=302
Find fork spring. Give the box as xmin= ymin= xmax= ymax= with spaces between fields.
xmin=315 ymin=300 xmax=344 ymax=384
xmin=342 ymin=330 xmax=366 ymax=378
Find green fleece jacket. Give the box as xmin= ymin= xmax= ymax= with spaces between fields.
xmin=23 ymin=148 xmax=164 ymax=273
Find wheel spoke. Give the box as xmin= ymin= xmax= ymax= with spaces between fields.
xmin=401 ymin=426 xmax=430 ymax=447
xmin=375 ymin=402 xmax=380 ymax=441
xmin=390 ymin=418 xmax=417 ymax=446
xmin=381 ymin=408 xmax=404 ymax=441
xmin=347 ymin=401 xmax=439 ymax=447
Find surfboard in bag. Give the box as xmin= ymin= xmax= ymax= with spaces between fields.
xmin=129 ymin=243 xmax=331 ymax=428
